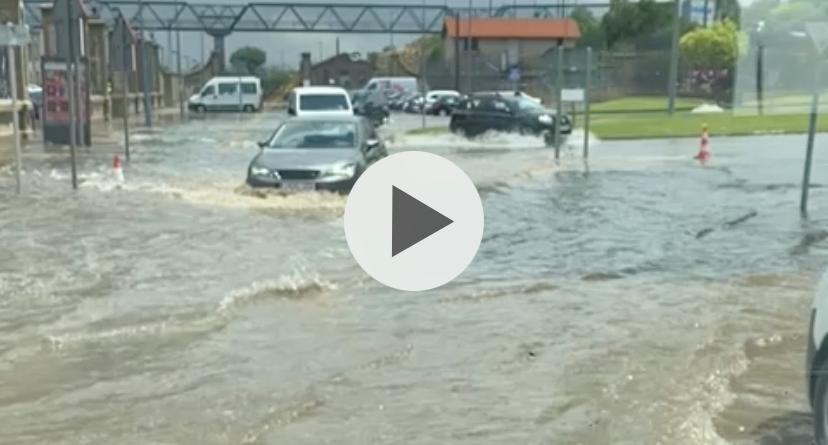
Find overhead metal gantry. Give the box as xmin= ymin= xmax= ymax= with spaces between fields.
xmin=22 ymin=0 xmax=614 ymax=34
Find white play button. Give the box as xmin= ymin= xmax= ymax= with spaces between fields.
xmin=344 ymin=151 xmax=484 ymax=292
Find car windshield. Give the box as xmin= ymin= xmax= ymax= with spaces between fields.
xmin=267 ymin=121 xmax=357 ymax=149
xmin=515 ymin=97 xmax=542 ymax=110
xmin=299 ymin=94 xmax=350 ymax=111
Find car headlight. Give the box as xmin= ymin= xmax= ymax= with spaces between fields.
xmin=324 ymin=162 xmax=357 ymax=178
xmin=250 ymin=166 xmax=271 ymax=177
xmin=538 ymin=114 xmax=553 ymax=124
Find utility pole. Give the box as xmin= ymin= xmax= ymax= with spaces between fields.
xmin=467 ymin=0 xmax=473 ymax=94
xmin=138 ymin=0 xmax=152 ymax=127
xmin=554 ymin=42 xmax=563 ymax=158
xmin=176 ymin=29 xmax=184 ymax=120
xmin=584 ymin=47 xmax=592 ymax=159
xmin=420 ymin=0 xmax=426 ymax=129
xmin=667 ymin=0 xmax=681 ymax=115
xmin=64 ymin=0 xmax=78 ymax=189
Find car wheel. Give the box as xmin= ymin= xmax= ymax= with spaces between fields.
xmin=243 ymin=104 xmax=254 ymax=112
xmin=815 ymin=359 xmax=828 ymax=445
xmin=195 ymin=105 xmax=206 ymax=113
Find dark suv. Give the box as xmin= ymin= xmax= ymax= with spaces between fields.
xmin=449 ymin=92 xmax=572 ymax=146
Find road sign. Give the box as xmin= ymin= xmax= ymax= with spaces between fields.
xmin=806 ymin=22 xmax=828 ymax=53
xmin=111 ymin=17 xmax=136 ymax=72
xmin=53 ymin=0 xmax=87 ymax=60
xmin=562 ymin=88 xmax=585 ymax=102
xmin=0 ymin=24 xmax=30 ymax=45
xmin=507 ymin=66 xmax=521 ymax=82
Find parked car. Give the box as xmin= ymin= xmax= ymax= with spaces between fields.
xmin=477 ymin=90 xmax=542 ymax=105
xmin=188 ymin=76 xmax=262 ymax=112
xmin=353 ymin=92 xmax=390 ymax=127
xmin=288 ymin=86 xmax=353 ymax=118
xmin=428 ymin=94 xmax=463 ymax=116
xmin=390 ymin=93 xmax=415 ymax=111
xmin=424 ymin=90 xmax=460 ymax=109
xmin=403 ymin=95 xmax=424 ymax=113
xmin=449 ymin=92 xmax=572 ymax=146
xmin=247 ymin=115 xmax=387 ymax=193
xmin=808 ymin=268 xmax=828 ymax=444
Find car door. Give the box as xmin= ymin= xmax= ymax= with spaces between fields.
xmin=200 ymin=84 xmax=217 ymax=110
xmin=489 ymin=98 xmax=516 ymax=132
xmin=217 ymin=82 xmax=238 ymax=111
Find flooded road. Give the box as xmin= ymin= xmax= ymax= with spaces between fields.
xmin=1 ymin=110 xmax=827 ymax=444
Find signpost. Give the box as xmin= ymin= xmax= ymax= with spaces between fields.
xmin=801 ymin=22 xmax=828 ymax=217
xmin=111 ymin=14 xmax=134 ymax=160
xmin=554 ymin=43 xmax=563 ymax=159
xmin=584 ymin=47 xmax=592 ymax=159
xmin=507 ymin=65 xmax=520 ymax=91
xmin=0 ymin=23 xmax=30 ymax=194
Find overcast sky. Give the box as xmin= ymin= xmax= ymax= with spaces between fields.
xmin=150 ymin=0 xmax=760 ymax=71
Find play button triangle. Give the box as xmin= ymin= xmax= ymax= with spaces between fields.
xmin=392 ymin=185 xmax=453 ymax=257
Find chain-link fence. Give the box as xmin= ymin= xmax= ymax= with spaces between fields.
xmin=423 ymin=46 xmax=721 ymax=112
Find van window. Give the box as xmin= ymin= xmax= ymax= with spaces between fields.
xmin=241 ymin=82 xmax=258 ymax=94
xmin=218 ymin=83 xmax=237 ymax=95
xmin=299 ymin=94 xmax=349 ymax=111
xmin=367 ymin=82 xmax=377 ymax=91
xmin=201 ymin=85 xmax=215 ymax=97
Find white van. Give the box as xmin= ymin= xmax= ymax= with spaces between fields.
xmin=288 ymin=86 xmax=353 ymax=117
xmin=188 ymin=76 xmax=262 ymax=112
xmin=362 ymin=77 xmax=419 ymax=96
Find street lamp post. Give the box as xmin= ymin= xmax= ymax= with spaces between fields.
xmin=755 ymin=21 xmax=766 ymax=116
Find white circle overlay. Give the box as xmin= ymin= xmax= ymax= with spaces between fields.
xmin=344 ymin=151 xmax=485 ymax=292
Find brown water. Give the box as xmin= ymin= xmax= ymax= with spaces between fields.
xmin=1 ymin=111 xmax=827 ymax=444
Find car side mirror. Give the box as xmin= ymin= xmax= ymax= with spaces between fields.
xmin=365 ymin=139 xmax=380 ymax=151
xmin=257 ymin=140 xmax=268 ymax=149
xmin=287 ymin=107 xmax=296 ymax=116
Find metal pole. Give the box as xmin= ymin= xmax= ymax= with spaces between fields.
xmin=800 ymin=60 xmax=821 ymax=217
xmin=756 ymin=44 xmax=764 ymax=116
xmin=122 ymin=70 xmax=131 ymax=161
xmin=420 ymin=0 xmax=426 ymax=129
xmin=138 ymin=0 xmax=152 ymax=127
xmin=65 ymin=0 xmax=78 ymax=189
xmin=554 ymin=42 xmax=563 ymax=158
xmin=703 ymin=0 xmax=709 ymax=27
xmin=454 ymin=12 xmax=460 ymax=91
xmin=8 ymin=45 xmax=22 ymax=194
xmin=667 ymin=0 xmax=681 ymax=115
xmin=584 ymin=47 xmax=592 ymax=159
xmin=176 ymin=29 xmax=184 ymax=120
xmin=467 ymin=0 xmax=473 ymax=94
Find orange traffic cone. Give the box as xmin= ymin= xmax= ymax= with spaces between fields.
xmin=694 ymin=124 xmax=710 ymax=164
xmin=112 ymin=155 xmax=124 ymax=183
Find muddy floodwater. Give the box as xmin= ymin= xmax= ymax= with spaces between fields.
xmin=1 ymin=111 xmax=827 ymax=444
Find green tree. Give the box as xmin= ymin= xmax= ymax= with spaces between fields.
xmin=570 ymin=6 xmax=604 ymax=49
xmin=680 ymin=20 xmax=739 ymax=69
xmin=680 ymin=20 xmax=739 ymax=99
xmin=601 ymin=0 xmax=673 ymax=49
xmin=230 ymin=46 xmax=267 ymax=75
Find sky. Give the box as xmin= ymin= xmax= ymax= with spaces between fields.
xmin=146 ymin=0 xmax=761 ymax=72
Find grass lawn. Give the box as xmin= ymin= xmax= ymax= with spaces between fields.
xmin=587 ymin=112 xmax=828 ymax=139
xmin=404 ymin=111 xmax=828 ymax=140
xmin=589 ymin=96 xmax=707 ymax=113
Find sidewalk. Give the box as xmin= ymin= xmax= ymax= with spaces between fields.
xmin=0 ymin=106 xmax=182 ymax=168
